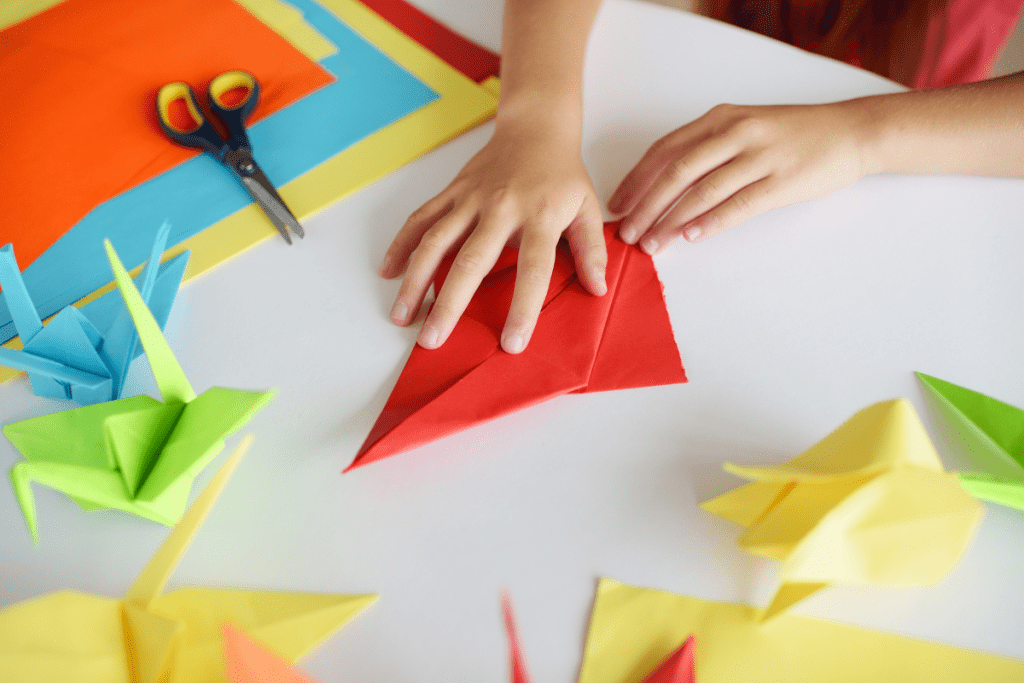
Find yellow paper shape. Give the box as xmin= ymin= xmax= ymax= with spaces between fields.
xmin=236 ymin=0 xmax=338 ymax=62
xmin=578 ymin=578 xmax=1024 ymax=683
xmin=0 ymin=436 xmax=377 ymax=683
xmin=702 ymin=399 xmax=984 ymax=619
xmin=0 ymin=0 xmax=64 ymax=30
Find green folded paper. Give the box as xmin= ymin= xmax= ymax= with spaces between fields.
xmin=917 ymin=372 xmax=1024 ymax=511
xmin=5 ymin=239 xmax=275 ymax=543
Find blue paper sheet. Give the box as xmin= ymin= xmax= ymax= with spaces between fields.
xmin=0 ymin=0 xmax=437 ymax=344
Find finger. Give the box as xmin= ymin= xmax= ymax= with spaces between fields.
xmin=639 ymin=158 xmax=765 ymax=254
xmin=565 ymin=197 xmax=608 ymax=296
xmin=617 ymin=133 xmax=740 ymax=245
xmin=668 ymin=177 xmax=776 ymax=248
xmin=390 ymin=204 xmax=477 ymax=326
xmin=380 ymin=189 xmax=457 ymax=278
xmin=502 ymin=222 xmax=562 ymax=354
xmin=608 ymin=117 xmax=712 ymax=215
xmin=417 ymin=208 xmax=515 ymax=348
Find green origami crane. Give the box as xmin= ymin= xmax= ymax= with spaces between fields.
xmin=5 ymin=239 xmax=275 ymax=543
xmin=918 ymin=372 xmax=1024 ymax=511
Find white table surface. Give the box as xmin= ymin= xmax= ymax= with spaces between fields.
xmin=3 ymin=0 xmax=1024 ymax=680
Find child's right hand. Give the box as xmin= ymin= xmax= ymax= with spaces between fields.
xmin=379 ymin=111 xmax=608 ymax=355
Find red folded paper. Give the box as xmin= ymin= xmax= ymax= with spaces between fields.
xmin=360 ymin=0 xmax=501 ymax=83
xmin=645 ymin=636 xmax=696 ymax=683
xmin=350 ymin=222 xmax=687 ymax=471
xmin=0 ymin=0 xmax=333 ymax=273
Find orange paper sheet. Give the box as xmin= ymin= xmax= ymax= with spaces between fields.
xmin=0 ymin=0 xmax=333 ymax=272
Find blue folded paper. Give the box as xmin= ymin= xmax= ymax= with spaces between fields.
xmin=0 ymin=223 xmax=188 ymax=404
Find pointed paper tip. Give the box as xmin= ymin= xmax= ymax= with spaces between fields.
xmin=124 ymin=435 xmax=255 ymax=607
xmin=759 ymin=581 xmax=828 ymax=622
xmin=501 ymin=592 xmax=532 ymax=683
xmin=641 ymin=635 xmax=696 ymax=683
xmin=105 ymin=237 xmax=195 ymax=403
xmin=9 ymin=464 xmax=41 ymax=546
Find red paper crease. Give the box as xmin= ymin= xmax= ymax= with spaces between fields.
xmin=350 ymin=222 xmax=687 ymax=471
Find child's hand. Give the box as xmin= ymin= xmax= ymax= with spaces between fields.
xmin=380 ymin=119 xmax=607 ymax=354
xmin=609 ymin=102 xmax=869 ymax=252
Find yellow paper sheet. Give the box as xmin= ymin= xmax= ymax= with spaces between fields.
xmin=236 ymin=0 xmax=338 ymax=61
xmin=578 ymin=578 xmax=1024 ymax=683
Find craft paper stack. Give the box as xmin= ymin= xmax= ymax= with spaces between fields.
xmin=0 ymin=0 xmax=501 ymax=380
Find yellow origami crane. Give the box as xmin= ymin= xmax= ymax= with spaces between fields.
xmin=701 ymin=398 xmax=984 ymax=620
xmin=0 ymin=436 xmax=376 ymax=683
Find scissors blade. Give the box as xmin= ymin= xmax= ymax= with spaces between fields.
xmin=225 ymin=150 xmax=304 ymax=244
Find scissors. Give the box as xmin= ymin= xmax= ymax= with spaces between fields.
xmin=156 ymin=71 xmax=304 ymax=244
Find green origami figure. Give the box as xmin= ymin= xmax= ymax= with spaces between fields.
xmin=918 ymin=372 xmax=1024 ymax=512
xmin=5 ymin=239 xmax=275 ymax=544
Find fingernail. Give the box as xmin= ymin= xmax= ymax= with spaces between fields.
xmin=419 ymin=325 xmax=440 ymax=348
xmin=503 ymin=332 xmax=525 ymax=354
xmin=684 ymin=225 xmax=703 ymax=241
xmin=390 ymin=301 xmax=408 ymax=323
xmin=379 ymin=254 xmax=391 ymax=275
xmin=591 ymin=265 xmax=607 ymax=295
xmin=640 ymin=237 xmax=658 ymax=255
xmin=619 ymin=226 xmax=637 ymax=244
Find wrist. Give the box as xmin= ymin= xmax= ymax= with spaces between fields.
xmin=494 ymin=92 xmax=584 ymax=144
xmin=839 ymin=96 xmax=888 ymax=177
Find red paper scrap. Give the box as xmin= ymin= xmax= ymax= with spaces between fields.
xmin=359 ymin=0 xmax=501 ymax=83
xmin=643 ymin=636 xmax=696 ymax=683
xmin=350 ymin=222 xmax=687 ymax=471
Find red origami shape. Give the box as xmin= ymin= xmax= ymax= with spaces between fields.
xmin=350 ymin=222 xmax=687 ymax=470
xmin=644 ymin=636 xmax=696 ymax=683
xmin=502 ymin=593 xmax=532 ymax=683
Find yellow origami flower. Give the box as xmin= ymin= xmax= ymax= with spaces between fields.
xmin=702 ymin=399 xmax=983 ymax=619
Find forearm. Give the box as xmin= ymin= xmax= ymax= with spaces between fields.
xmin=496 ymin=0 xmax=604 ymax=135
xmin=855 ymin=71 xmax=1024 ymax=178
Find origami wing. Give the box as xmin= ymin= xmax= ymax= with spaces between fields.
xmin=703 ymin=399 xmax=983 ymax=619
xmin=105 ymin=240 xmax=276 ymax=505
xmin=352 ymin=223 xmax=686 ymax=469
xmin=916 ymin=372 xmax=1024 ymax=473
xmin=0 ymin=223 xmax=189 ymax=404
xmin=4 ymin=241 xmax=270 ymax=542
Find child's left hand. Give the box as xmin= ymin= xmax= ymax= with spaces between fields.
xmin=608 ymin=101 xmax=871 ymax=252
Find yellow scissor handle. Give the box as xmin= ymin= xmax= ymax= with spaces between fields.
xmin=156 ymin=82 xmax=204 ymax=134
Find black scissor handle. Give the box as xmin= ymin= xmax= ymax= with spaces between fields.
xmin=208 ymin=71 xmax=260 ymax=152
xmin=155 ymin=82 xmax=226 ymax=157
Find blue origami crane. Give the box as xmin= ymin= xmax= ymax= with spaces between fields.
xmin=0 ymin=223 xmax=188 ymax=405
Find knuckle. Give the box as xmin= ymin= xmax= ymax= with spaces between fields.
xmin=664 ymin=157 xmax=693 ymax=183
xmin=451 ymin=246 xmax=487 ymax=274
xmin=417 ymin=229 xmax=448 ymax=253
xmin=518 ymin=262 xmax=551 ymax=286
xmin=730 ymin=190 xmax=755 ymax=216
xmin=692 ymin=179 xmax=720 ymax=206
xmin=728 ymin=116 xmax=768 ymax=140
